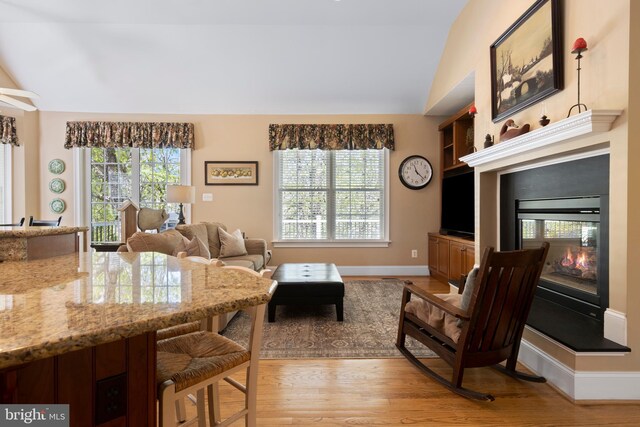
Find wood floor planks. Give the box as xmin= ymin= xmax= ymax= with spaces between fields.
xmin=184 ymin=276 xmax=640 ymax=426
xmin=221 ymin=358 xmax=640 ymax=426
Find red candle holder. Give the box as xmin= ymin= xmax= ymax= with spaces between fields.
xmin=567 ymin=38 xmax=588 ymax=117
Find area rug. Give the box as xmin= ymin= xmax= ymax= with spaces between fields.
xmin=222 ymin=279 xmax=437 ymax=359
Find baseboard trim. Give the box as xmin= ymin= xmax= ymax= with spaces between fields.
xmin=519 ymin=339 xmax=640 ymax=400
xmin=604 ymin=309 xmax=627 ymax=345
xmin=337 ymin=265 xmax=430 ymax=276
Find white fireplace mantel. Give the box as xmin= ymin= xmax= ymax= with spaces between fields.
xmin=460 ymin=109 xmax=622 ymax=168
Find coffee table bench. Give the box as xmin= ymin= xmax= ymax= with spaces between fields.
xmin=269 ymin=263 xmax=344 ymax=322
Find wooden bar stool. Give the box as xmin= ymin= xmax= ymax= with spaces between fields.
xmin=157 ymin=257 xmax=270 ymax=427
xmin=157 ymin=305 xmax=265 ymax=427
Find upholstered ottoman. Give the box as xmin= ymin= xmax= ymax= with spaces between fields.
xmin=269 ymin=263 xmax=344 ymax=322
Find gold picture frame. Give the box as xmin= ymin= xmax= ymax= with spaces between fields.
xmin=205 ymin=161 xmax=259 ymax=186
xmin=490 ymin=0 xmax=563 ymax=122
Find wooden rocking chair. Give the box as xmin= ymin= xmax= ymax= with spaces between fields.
xmin=396 ymin=243 xmax=549 ymax=401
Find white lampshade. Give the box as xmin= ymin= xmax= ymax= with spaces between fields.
xmin=167 ymin=185 xmax=195 ymax=204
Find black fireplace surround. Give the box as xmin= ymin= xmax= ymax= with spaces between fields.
xmin=501 ymin=155 xmax=627 ymax=352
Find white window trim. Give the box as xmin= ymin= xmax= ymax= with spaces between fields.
xmin=272 ymin=149 xmax=390 ymax=248
xmin=75 ymin=148 xmax=192 ymax=243
xmin=2 ymin=144 xmax=12 ymax=223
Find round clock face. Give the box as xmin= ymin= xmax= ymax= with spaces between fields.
xmin=399 ymin=155 xmax=433 ymax=189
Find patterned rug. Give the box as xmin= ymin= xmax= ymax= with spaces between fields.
xmin=222 ymin=279 xmax=437 ymax=359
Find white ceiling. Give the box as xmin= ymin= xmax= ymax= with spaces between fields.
xmin=0 ymin=0 xmax=468 ymax=114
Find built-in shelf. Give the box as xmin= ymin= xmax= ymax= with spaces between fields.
xmin=460 ymin=109 xmax=622 ymax=168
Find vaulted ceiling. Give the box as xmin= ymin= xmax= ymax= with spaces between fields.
xmin=0 ymin=0 xmax=467 ymax=114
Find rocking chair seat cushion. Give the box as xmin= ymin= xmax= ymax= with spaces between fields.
xmin=405 ymin=293 xmax=463 ymax=343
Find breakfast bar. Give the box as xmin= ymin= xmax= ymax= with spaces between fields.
xmin=0 ymin=225 xmax=89 ymax=261
xmin=0 ymin=251 xmax=277 ymax=426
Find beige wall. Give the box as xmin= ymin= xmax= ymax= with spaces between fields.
xmin=37 ymin=112 xmax=441 ymax=267
xmin=428 ymin=0 xmax=637 ymax=373
xmin=624 ymin=0 xmax=640 ymax=374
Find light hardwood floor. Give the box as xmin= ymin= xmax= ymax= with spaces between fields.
xmin=192 ymin=276 xmax=640 ymax=426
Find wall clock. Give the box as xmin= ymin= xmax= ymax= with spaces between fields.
xmin=399 ymin=155 xmax=433 ymax=190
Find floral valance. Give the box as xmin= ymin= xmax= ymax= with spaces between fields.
xmin=268 ymin=124 xmax=394 ymax=150
xmin=0 ymin=115 xmax=18 ymax=146
xmin=64 ymin=121 xmax=194 ymax=149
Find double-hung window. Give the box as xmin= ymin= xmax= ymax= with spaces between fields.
xmin=0 ymin=144 xmax=10 ymax=224
xmin=88 ymin=147 xmax=188 ymax=243
xmin=274 ymin=149 xmax=389 ymax=246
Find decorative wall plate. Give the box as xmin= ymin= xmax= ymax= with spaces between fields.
xmin=48 ymin=159 xmax=65 ymax=175
xmin=50 ymin=198 xmax=66 ymax=214
xmin=49 ymin=178 xmax=65 ymax=194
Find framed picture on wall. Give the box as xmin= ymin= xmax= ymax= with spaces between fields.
xmin=205 ymin=161 xmax=259 ymax=185
xmin=490 ymin=0 xmax=563 ymax=122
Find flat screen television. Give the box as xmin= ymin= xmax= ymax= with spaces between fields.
xmin=440 ymin=171 xmax=475 ymax=237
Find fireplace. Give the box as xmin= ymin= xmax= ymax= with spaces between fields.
xmin=500 ymin=155 xmax=610 ymax=324
xmin=517 ymin=197 xmax=607 ymax=320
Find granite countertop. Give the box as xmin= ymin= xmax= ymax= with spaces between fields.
xmin=0 ymin=252 xmax=277 ymax=370
xmin=0 ymin=226 xmax=89 ymax=238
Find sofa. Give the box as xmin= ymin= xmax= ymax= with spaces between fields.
xmin=121 ymin=222 xmax=268 ymax=271
xmin=120 ymin=221 xmax=270 ymax=331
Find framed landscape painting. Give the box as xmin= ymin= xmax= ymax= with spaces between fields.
xmin=490 ymin=0 xmax=563 ymax=122
xmin=205 ymin=161 xmax=259 ymax=185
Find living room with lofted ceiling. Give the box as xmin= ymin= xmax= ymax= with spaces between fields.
xmin=1 ymin=0 xmax=640 ymax=425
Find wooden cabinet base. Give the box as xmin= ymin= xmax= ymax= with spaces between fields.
xmin=428 ymin=233 xmax=475 ymax=285
xmin=0 ymin=332 xmax=156 ymax=427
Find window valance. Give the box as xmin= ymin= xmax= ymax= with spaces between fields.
xmin=269 ymin=124 xmax=394 ymax=151
xmin=64 ymin=121 xmax=194 ymax=149
xmin=0 ymin=115 xmax=18 ymax=146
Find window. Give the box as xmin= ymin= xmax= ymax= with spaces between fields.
xmin=274 ymin=149 xmax=388 ymax=246
xmin=88 ymin=147 xmax=187 ymax=243
xmin=0 ymin=145 xmax=10 ymax=224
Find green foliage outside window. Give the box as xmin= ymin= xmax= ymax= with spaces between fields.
xmin=90 ymin=147 xmax=182 ymax=243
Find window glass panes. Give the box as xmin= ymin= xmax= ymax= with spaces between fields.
xmin=0 ymin=147 xmax=6 ymax=224
xmin=277 ymin=149 xmax=386 ymax=241
xmin=90 ymin=147 xmax=183 ymax=243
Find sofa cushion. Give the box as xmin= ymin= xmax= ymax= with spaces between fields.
xmin=220 ymin=259 xmax=255 ymax=270
xmin=219 ymin=228 xmax=248 ymax=257
xmin=222 ymin=254 xmax=264 ymax=271
xmin=405 ymin=293 xmax=463 ymax=343
xmin=204 ymin=222 xmax=227 ymax=258
xmin=126 ymin=230 xmax=184 ymax=255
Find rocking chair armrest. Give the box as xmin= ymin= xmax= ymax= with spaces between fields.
xmin=404 ymin=283 xmax=470 ymax=321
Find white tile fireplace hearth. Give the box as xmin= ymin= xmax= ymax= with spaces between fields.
xmin=459 ymin=109 xmax=639 ymax=401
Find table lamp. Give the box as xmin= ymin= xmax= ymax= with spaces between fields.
xmin=167 ymin=185 xmax=195 ymax=225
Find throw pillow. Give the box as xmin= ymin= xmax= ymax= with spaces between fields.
xmin=184 ymin=236 xmax=211 ymax=258
xmin=457 ymin=267 xmax=479 ymax=327
xmin=176 ymin=223 xmax=208 ymax=249
xmin=204 ymin=222 xmax=227 ymax=258
xmin=218 ymin=228 xmax=248 ymax=258
xmin=459 ymin=267 xmax=479 ymax=311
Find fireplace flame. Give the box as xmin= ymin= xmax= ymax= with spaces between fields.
xmin=576 ymin=252 xmax=589 ymax=270
xmin=561 ymin=248 xmax=574 ymax=267
xmin=559 ymin=248 xmax=592 ymax=272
